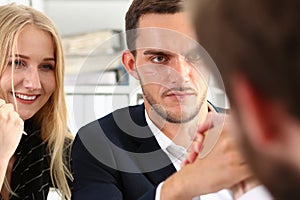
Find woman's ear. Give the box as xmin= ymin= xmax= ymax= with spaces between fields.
xmin=122 ymin=50 xmax=139 ymax=80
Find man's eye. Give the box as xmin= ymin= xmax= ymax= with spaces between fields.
xmin=186 ymin=52 xmax=202 ymax=63
xmin=151 ymin=55 xmax=168 ymax=63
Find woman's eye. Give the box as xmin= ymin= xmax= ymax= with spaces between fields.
xmin=8 ymin=60 xmax=26 ymax=68
xmin=40 ymin=64 xmax=54 ymax=71
xmin=151 ymin=55 xmax=168 ymax=63
xmin=14 ymin=60 xmax=23 ymax=66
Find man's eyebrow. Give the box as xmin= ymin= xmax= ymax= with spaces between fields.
xmin=183 ymin=46 xmax=202 ymax=56
xmin=143 ymin=50 xmax=173 ymax=56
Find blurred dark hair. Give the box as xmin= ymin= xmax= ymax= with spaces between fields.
xmin=192 ymin=0 xmax=300 ymax=119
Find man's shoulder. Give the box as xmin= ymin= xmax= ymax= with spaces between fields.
xmin=74 ymin=104 xmax=148 ymax=153
xmin=99 ymin=104 xmax=145 ymax=123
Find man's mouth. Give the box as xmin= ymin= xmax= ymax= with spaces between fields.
xmin=164 ymin=87 xmax=197 ymax=97
xmin=166 ymin=91 xmax=195 ymax=96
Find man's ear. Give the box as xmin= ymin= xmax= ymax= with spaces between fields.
xmin=231 ymin=73 xmax=280 ymax=149
xmin=122 ymin=50 xmax=139 ymax=80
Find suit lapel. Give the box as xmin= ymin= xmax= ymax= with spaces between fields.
xmin=136 ymin=137 xmax=176 ymax=185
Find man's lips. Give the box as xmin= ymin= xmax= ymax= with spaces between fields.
xmin=165 ymin=91 xmax=195 ymax=96
xmin=163 ymin=88 xmax=197 ymax=100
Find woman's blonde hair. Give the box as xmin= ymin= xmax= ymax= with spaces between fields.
xmin=0 ymin=3 xmax=73 ymax=199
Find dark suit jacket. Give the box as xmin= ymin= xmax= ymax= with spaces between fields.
xmin=71 ymin=104 xmax=177 ymax=200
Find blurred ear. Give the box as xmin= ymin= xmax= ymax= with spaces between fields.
xmin=231 ymin=74 xmax=281 ymax=149
xmin=122 ymin=50 xmax=139 ymax=80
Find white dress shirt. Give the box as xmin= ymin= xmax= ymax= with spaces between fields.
xmin=144 ymin=109 xmax=273 ymax=200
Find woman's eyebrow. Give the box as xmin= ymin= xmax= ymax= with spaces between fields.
xmin=10 ymin=54 xmax=55 ymax=62
xmin=10 ymin=54 xmax=29 ymax=59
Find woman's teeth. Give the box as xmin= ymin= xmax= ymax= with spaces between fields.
xmin=15 ymin=93 xmax=37 ymax=100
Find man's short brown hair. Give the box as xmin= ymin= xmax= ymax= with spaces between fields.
xmin=125 ymin=0 xmax=185 ymax=54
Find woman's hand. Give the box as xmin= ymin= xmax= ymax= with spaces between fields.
xmin=0 ymin=99 xmax=24 ymax=161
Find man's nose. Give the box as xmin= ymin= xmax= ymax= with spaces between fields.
xmin=168 ymin=56 xmax=191 ymax=84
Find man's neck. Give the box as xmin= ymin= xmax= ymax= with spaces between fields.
xmin=146 ymin=103 xmax=209 ymax=148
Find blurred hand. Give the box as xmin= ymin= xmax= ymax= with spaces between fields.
xmin=0 ymin=99 xmax=24 ymax=161
xmin=161 ymin=112 xmax=254 ymax=200
xmin=231 ymin=176 xmax=262 ymax=199
xmin=183 ymin=112 xmax=229 ymax=165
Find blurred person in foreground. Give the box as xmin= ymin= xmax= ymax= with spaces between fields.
xmin=187 ymin=0 xmax=300 ymax=199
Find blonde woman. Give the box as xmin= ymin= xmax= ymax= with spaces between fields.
xmin=0 ymin=4 xmax=73 ymax=200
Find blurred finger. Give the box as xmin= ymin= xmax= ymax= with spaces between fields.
xmin=197 ymin=116 xmax=212 ymax=133
xmin=0 ymin=103 xmax=15 ymax=111
xmin=0 ymin=99 xmax=6 ymax=107
xmin=181 ymin=151 xmax=198 ymax=167
xmin=194 ymin=133 xmax=204 ymax=153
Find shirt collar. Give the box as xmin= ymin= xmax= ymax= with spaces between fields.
xmin=145 ymin=102 xmax=216 ymax=147
xmin=145 ymin=110 xmax=172 ymax=151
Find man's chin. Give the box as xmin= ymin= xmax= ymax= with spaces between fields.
xmin=164 ymin=111 xmax=199 ymax=123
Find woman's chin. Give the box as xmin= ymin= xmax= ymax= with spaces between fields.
xmin=19 ymin=112 xmax=34 ymax=121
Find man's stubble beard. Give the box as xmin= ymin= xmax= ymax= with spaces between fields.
xmin=141 ymin=85 xmax=206 ymax=124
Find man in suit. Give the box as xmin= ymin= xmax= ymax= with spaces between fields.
xmin=71 ymin=0 xmax=272 ymax=199
xmin=189 ymin=0 xmax=300 ymax=199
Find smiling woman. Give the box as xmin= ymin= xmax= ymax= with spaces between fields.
xmin=1 ymin=24 xmax=56 ymax=120
xmin=0 ymin=3 xmax=73 ymax=200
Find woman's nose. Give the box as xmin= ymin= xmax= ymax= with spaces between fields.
xmin=23 ymin=67 xmax=42 ymax=89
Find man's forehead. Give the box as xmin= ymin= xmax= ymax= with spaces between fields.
xmin=134 ymin=27 xmax=200 ymax=55
xmin=138 ymin=12 xmax=197 ymax=39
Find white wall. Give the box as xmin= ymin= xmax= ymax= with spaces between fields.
xmin=66 ymin=94 xmax=130 ymax=134
xmin=44 ymin=0 xmax=131 ymax=36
